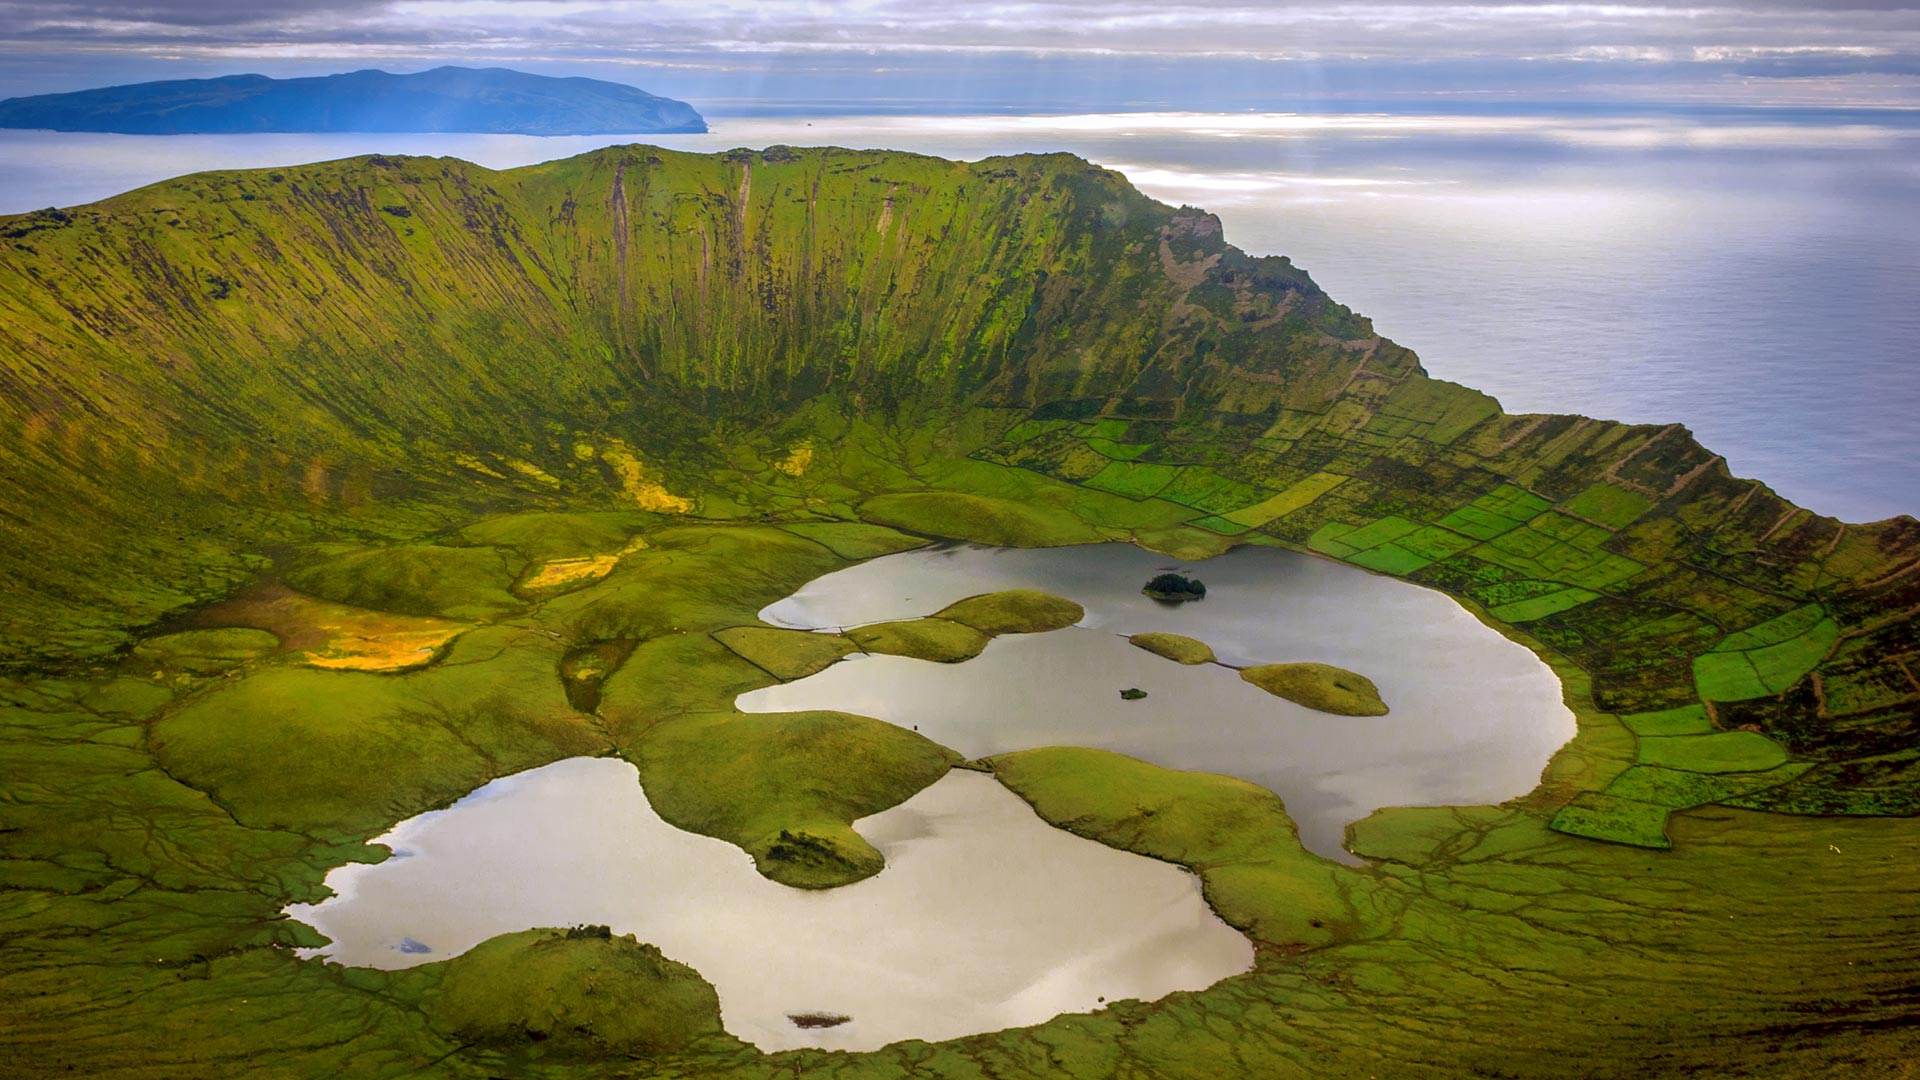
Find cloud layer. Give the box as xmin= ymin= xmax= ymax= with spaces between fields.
xmin=3 ymin=0 xmax=1917 ymax=107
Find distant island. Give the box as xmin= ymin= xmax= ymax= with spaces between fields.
xmin=0 ymin=66 xmax=706 ymax=136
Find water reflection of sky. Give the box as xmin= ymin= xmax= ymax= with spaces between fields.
xmin=4 ymin=109 xmax=1912 ymax=520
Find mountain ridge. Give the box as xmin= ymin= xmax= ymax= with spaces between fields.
xmin=0 ymin=66 xmax=707 ymax=135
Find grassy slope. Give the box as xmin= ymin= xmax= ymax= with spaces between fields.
xmin=0 ymin=145 xmax=1916 ymax=1076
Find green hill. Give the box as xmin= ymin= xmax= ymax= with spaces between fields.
xmin=1 ymin=145 xmax=1916 ymax=1076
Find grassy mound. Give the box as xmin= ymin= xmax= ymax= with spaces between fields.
xmin=410 ymin=927 xmax=731 ymax=1058
xmin=628 ymin=709 xmax=961 ymax=889
xmin=934 ymin=589 xmax=1084 ymax=635
xmin=989 ymin=747 xmax=1369 ymax=945
xmin=535 ymin=526 xmax=842 ymax=643
xmin=149 ymin=627 xmax=604 ymax=839
xmin=1128 ymin=631 xmax=1215 ymax=665
xmin=285 ymin=543 xmax=521 ymax=621
xmin=129 ymin=628 xmax=279 ymax=674
xmin=847 ymin=617 xmax=990 ymax=662
xmin=712 ymin=626 xmax=856 ymax=680
xmin=1240 ymin=662 xmax=1388 ymax=716
xmin=199 ymin=583 xmax=469 ymax=673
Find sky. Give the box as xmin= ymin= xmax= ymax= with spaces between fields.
xmin=1 ymin=1 xmax=1918 ymax=110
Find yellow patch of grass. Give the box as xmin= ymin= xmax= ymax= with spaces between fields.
xmin=519 ymin=535 xmax=652 ymax=593
xmin=505 ymin=459 xmax=561 ymax=486
xmin=600 ymin=439 xmax=693 ymax=513
xmin=197 ymin=583 xmax=467 ymax=674
xmin=520 ymin=554 xmax=620 ymax=591
xmin=452 ymin=453 xmax=507 ymax=480
xmin=773 ymin=444 xmax=815 ymax=477
xmin=1224 ymin=471 xmax=1348 ymax=528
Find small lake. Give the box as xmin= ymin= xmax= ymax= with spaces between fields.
xmin=287 ymin=757 xmax=1251 ymax=1053
xmin=745 ymin=542 xmax=1576 ymax=860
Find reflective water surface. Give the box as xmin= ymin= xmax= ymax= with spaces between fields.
xmin=746 ymin=542 xmax=1575 ymax=860
xmin=287 ymin=758 xmax=1252 ymax=1052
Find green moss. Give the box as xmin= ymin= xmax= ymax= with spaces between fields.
xmin=1082 ymin=460 xmax=1178 ymax=499
xmin=858 ymin=491 xmax=1105 ymax=546
xmin=989 ymin=747 xmax=1371 ymax=946
xmin=1240 ymin=662 xmax=1388 ymax=717
xmin=1132 ymin=524 xmax=1238 ymax=561
xmin=285 ymin=543 xmax=521 ymax=620
xmin=1489 ymin=585 xmax=1599 ymax=623
xmin=934 ymin=589 xmax=1085 ymax=635
xmin=1618 ymin=704 xmax=1715 ymax=736
xmin=775 ymin=521 xmax=927 ymax=560
xmin=457 ymin=511 xmax=656 ymax=562
xmin=628 ymin=709 xmax=961 ymax=888
xmin=1562 ymin=482 xmax=1655 ymax=529
xmin=1605 ymin=763 xmax=1812 ymax=809
xmin=1638 ymin=731 xmax=1790 ymax=774
xmin=1128 ymin=631 xmax=1216 ymax=665
xmin=408 ymin=927 xmax=734 ymax=1057
xmin=1714 ymin=603 xmax=1828 ymax=652
xmin=1222 ymin=471 xmax=1346 ymax=527
xmin=536 ymin=526 xmax=842 ymax=642
xmin=847 ymin=617 xmax=990 ymax=662
xmin=712 ymin=626 xmax=856 ymax=680
xmin=1548 ymin=791 xmax=1672 ymax=849
xmin=130 ymin=628 xmax=279 ymax=673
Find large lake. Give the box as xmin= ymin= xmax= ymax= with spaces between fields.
xmin=3 ymin=109 xmax=1914 ymax=522
xmin=743 ymin=543 xmax=1576 ymax=861
xmin=286 ymin=758 xmax=1252 ymax=1053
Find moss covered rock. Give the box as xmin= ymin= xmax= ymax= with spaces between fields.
xmin=1128 ymin=631 xmax=1215 ymax=665
xmin=416 ymin=927 xmax=728 ymax=1057
xmin=935 ymin=589 xmax=1084 ymax=635
xmin=1240 ymin=662 xmax=1388 ymax=717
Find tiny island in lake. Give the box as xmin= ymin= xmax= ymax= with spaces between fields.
xmin=1142 ymin=572 xmax=1207 ymax=602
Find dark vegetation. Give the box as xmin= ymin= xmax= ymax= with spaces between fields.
xmin=1142 ymin=572 xmax=1207 ymax=600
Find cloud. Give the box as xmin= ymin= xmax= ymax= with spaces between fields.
xmin=1 ymin=0 xmax=1917 ymax=106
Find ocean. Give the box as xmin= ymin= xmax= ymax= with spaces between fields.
xmin=3 ymin=109 xmax=1913 ymax=522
